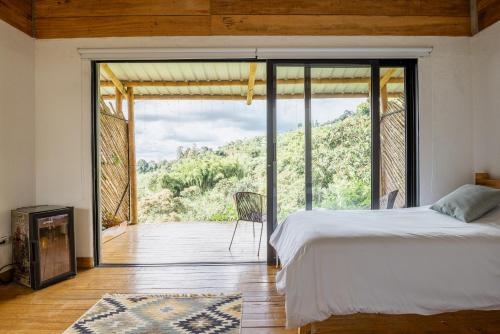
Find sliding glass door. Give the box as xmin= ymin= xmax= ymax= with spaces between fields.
xmin=266 ymin=60 xmax=418 ymax=263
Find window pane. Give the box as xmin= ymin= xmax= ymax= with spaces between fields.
xmin=276 ymin=66 xmax=305 ymax=222
xmin=311 ymin=66 xmax=372 ymax=210
xmin=379 ymin=67 xmax=406 ymax=209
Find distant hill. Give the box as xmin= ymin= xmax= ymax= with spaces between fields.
xmin=137 ymin=105 xmax=370 ymax=223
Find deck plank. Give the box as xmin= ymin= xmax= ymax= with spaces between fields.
xmin=101 ymin=222 xmax=267 ymax=264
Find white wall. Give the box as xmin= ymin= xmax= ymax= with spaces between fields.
xmin=34 ymin=35 xmax=474 ymax=258
xmin=472 ymin=22 xmax=500 ymax=177
xmin=0 ymin=21 xmax=35 ymax=271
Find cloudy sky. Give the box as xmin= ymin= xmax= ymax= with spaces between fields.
xmin=124 ymin=98 xmax=365 ymax=161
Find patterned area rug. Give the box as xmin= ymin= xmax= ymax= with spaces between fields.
xmin=64 ymin=293 xmax=242 ymax=334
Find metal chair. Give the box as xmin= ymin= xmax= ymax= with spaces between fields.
xmin=380 ymin=189 xmax=399 ymax=209
xmin=229 ymin=192 xmax=265 ymax=256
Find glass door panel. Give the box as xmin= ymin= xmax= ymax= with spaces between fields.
xmin=275 ymin=66 xmax=305 ymax=223
xmin=379 ymin=67 xmax=406 ymax=208
xmin=267 ymin=60 xmax=417 ymax=264
xmin=311 ymin=66 xmax=372 ymax=210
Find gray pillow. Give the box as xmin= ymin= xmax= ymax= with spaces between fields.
xmin=430 ymin=184 xmax=500 ymax=222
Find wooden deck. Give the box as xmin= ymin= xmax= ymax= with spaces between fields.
xmin=0 ymin=264 xmax=293 ymax=333
xmin=101 ymin=222 xmax=267 ymax=264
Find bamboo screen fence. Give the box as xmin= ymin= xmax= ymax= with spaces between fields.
xmin=99 ymin=99 xmax=130 ymax=228
xmin=380 ymin=95 xmax=406 ymax=208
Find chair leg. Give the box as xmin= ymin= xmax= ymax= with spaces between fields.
xmin=257 ymin=223 xmax=264 ymax=257
xmin=229 ymin=220 xmax=240 ymax=251
xmin=252 ymin=222 xmax=255 ymax=237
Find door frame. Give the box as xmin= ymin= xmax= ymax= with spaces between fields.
xmin=91 ymin=59 xmax=267 ymax=267
xmin=91 ymin=58 xmax=418 ymax=267
xmin=265 ymin=59 xmax=419 ymax=264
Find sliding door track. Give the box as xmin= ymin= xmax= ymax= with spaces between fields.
xmin=98 ymin=261 xmax=267 ymax=268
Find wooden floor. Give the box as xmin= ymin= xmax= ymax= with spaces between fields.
xmin=0 ymin=264 xmax=294 ymax=333
xmin=2 ymin=264 xmax=498 ymax=333
xmin=102 ymin=222 xmax=267 ymax=264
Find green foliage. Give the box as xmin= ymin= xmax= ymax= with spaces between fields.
xmin=138 ymin=189 xmax=185 ymax=223
xmin=357 ymin=101 xmax=370 ymax=115
xmin=137 ymin=159 xmax=159 ymax=173
xmin=159 ymin=153 xmax=244 ymax=195
xmin=137 ymin=105 xmax=371 ymax=224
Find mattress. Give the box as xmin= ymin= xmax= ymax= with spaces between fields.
xmin=270 ymin=206 xmax=500 ymax=328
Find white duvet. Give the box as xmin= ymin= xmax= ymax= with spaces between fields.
xmin=270 ymin=207 xmax=500 ymax=328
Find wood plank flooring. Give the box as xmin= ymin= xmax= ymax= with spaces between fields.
xmin=0 ymin=264 xmax=293 ymax=333
xmin=101 ymin=222 xmax=267 ymax=264
xmin=2 ymin=264 xmax=498 ymax=333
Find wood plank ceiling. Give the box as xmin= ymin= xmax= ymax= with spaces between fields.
xmin=478 ymin=0 xmax=500 ymax=30
xmin=0 ymin=0 xmax=32 ymax=35
xmin=0 ymin=1 xmax=499 ymax=39
xmin=33 ymin=0 xmax=471 ymax=38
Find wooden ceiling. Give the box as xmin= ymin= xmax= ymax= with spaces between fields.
xmin=0 ymin=1 xmax=498 ymax=39
xmin=478 ymin=0 xmax=500 ymax=30
xmin=0 ymin=0 xmax=32 ymax=35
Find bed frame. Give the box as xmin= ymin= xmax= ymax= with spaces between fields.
xmin=298 ymin=172 xmax=500 ymax=334
xmin=475 ymin=172 xmax=500 ymax=188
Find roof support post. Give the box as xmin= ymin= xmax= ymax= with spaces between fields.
xmin=127 ymin=87 xmax=138 ymax=225
xmin=246 ymin=63 xmax=258 ymax=105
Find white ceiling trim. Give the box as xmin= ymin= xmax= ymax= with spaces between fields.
xmin=257 ymin=47 xmax=433 ymax=59
xmin=77 ymin=48 xmax=257 ymax=60
xmin=78 ymin=47 xmax=432 ymax=60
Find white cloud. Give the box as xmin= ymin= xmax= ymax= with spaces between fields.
xmin=130 ymin=98 xmax=366 ymax=161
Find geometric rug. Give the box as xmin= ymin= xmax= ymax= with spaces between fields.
xmin=63 ymin=293 xmax=242 ymax=334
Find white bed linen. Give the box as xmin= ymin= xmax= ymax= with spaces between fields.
xmin=270 ymin=207 xmax=500 ymax=328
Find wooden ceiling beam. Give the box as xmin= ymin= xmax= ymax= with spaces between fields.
xmin=112 ymin=79 xmax=252 ymax=87
xmin=100 ymin=77 xmax=404 ymax=88
xmin=246 ymin=63 xmax=258 ymax=105
xmin=380 ymin=68 xmax=398 ymax=89
xmin=101 ymin=92 xmax=400 ymax=101
xmin=115 ymin=88 xmax=124 ymax=118
xmin=380 ymin=68 xmax=398 ymax=114
xmin=100 ymin=64 xmax=128 ymax=99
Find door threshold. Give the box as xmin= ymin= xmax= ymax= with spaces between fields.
xmin=98 ymin=261 xmax=267 ymax=267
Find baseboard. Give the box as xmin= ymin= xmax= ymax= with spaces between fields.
xmin=77 ymin=257 xmax=95 ymax=269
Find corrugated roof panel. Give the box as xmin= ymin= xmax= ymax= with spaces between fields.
xmin=254 ymin=85 xmax=266 ymax=96
xmin=99 ymin=62 xmax=406 ymax=99
xmin=388 ymin=84 xmax=405 ymax=93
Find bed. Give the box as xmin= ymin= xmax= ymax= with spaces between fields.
xmin=270 ymin=173 xmax=500 ymax=333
